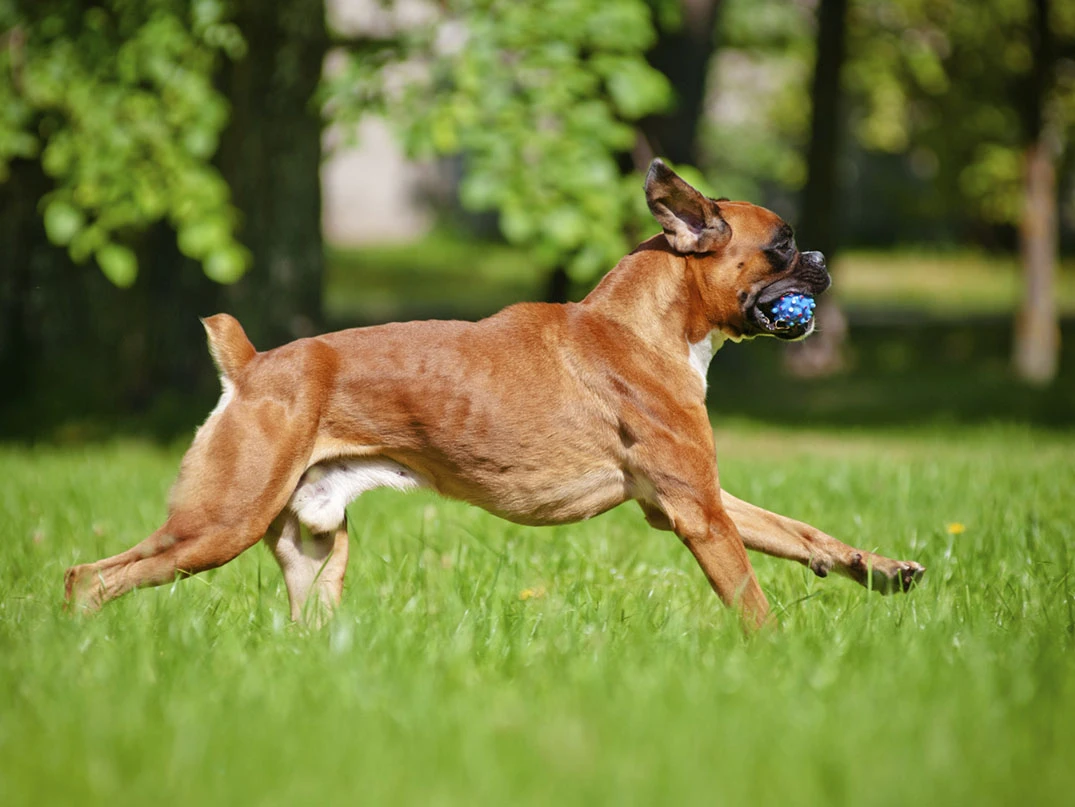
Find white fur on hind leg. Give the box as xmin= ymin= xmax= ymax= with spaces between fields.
xmin=265 ymin=514 xmax=349 ymax=625
xmin=288 ymin=457 xmax=426 ymax=533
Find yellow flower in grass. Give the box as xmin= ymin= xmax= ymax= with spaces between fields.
xmin=946 ymin=522 xmax=966 ymax=535
xmin=519 ymin=585 xmax=546 ymax=601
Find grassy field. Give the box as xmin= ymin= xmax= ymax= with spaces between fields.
xmin=2 ymin=422 xmax=1073 ymax=806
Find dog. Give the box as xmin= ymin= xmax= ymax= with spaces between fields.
xmin=65 ymin=160 xmax=924 ymax=630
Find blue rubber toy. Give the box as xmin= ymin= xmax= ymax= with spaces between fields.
xmin=769 ymin=293 xmax=815 ymax=328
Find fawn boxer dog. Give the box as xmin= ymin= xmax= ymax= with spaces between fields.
xmin=65 ymin=160 xmax=924 ymax=629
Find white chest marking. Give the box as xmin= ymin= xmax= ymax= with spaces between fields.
xmin=289 ymin=458 xmax=428 ymax=534
xmin=687 ymin=331 xmax=726 ymax=392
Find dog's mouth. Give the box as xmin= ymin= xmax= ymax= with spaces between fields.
xmin=745 ymin=252 xmax=830 ymax=341
xmin=748 ymin=285 xmax=815 ymax=340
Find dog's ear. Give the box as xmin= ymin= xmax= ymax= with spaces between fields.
xmin=644 ymin=159 xmax=731 ymax=254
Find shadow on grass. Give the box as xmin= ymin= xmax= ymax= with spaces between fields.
xmin=709 ymin=312 xmax=1075 ymax=428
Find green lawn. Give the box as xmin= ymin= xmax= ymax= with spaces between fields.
xmin=2 ymin=423 xmax=1073 ymax=806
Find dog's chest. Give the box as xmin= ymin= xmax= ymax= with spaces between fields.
xmin=687 ymin=331 xmax=726 ymax=391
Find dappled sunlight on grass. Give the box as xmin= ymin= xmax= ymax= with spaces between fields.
xmin=834 ymin=251 xmax=1075 ymax=315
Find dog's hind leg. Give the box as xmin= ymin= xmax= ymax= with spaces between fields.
xmin=64 ymin=514 xmax=277 ymax=613
xmin=720 ymin=491 xmax=925 ymax=594
xmin=263 ymin=512 xmax=349 ymax=627
xmin=65 ymin=402 xmax=318 ymax=612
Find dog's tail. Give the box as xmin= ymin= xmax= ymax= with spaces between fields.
xmin=201 ymin=314 xmax=256 ymax=379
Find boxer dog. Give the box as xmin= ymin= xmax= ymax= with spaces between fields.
xmin=65 ymin=160 xmax=924 ymax=630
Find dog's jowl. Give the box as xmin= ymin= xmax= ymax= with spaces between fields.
xmin=65 ymin=160 xmax=924 ymax=630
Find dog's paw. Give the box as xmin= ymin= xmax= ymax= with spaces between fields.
xmin=64 ymin=564 xmax=104 ymax=613
xmin=846 ymin=552 xmax=925 ymax=594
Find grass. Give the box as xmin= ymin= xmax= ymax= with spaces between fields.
xmin=3 ymin=236 xmax=1073 ymax=803
xmin=832 ymin=249 xmax=1075 ymax=316
xmin=325 ymin=231 xmax=545 ymax=323
xmin=2 ymin=422 xmax=1074 ymax=806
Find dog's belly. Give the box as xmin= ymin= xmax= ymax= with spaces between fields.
xmin=289 ymin=455 xmax=628 ymax=532
xmin=433 ymin=463 xmax=630 ymax=527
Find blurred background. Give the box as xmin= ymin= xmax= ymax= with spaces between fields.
xmin=1 ymin=0 xmax=1073 ymax=440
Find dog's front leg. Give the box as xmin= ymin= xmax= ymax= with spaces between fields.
xmin=631 ymin=402 xmax=771 ymax=630
xmin=719 ymin=491 xmax=925 ymax=594
xmin=657 ymin=488 xmax=771 ymax=631
xmin=637 ymin=466 xmax=769 ymax=629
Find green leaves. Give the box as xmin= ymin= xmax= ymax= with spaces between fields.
xmin=594 ymin=55 xmax=673 ymax=120
xmin=326 ymin=0 xmax=672 ymax=281
xmin=843 ymin=0 xmax=1075 ymax=227
xmin=95 ymin=243 xmax=137 ymax=288
xmin=42 ymin=199 xmax=83 ymax=246
xmin=0 ymin=0 xmax=248 ymax=287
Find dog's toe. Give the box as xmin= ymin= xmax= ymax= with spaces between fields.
xmin=874 ymin=559 xmax=925 ymax=595
xmin=846 ymin=553 xmax=925 ymax=594
xmin=898 ymin=561 xmax=926 ymax=592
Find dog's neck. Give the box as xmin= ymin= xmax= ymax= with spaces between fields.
xmin=581 ymin=235 xmax=733 ymax=389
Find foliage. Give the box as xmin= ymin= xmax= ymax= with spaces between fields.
xmin=2 ymin=424 xmax=1075 ymax=804
xmin=705 ymin=0 xmax=1075 ymax=235
xmin=699 ymin=0 xmax=815 ymax=202
xmin=845 ymin=0 xmax=1075 ymax=226
xmin=0 ymin=0 xmax=250 ymax=285
xmin=326 ymin=0 xmax=673 ymax=280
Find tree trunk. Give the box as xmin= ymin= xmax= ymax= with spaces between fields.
xmin=641 ymin=0 xmax=723 ymax=165
xmin=217 ymin=0 xmax=327 ymax=350
xmin=1012 ymin=0 xmax=1060 ymax=385
xmin=545 ymin=265 xmax=571 ymax=304
xmin=117 ymin=227 xmax=222 ymax=411
xmin=0 ymin=158 xmax=49 ymax=388
xmin=785 ymin=0 xmax=849 ymax=378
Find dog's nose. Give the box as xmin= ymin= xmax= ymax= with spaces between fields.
xmin=799 ymin=251 xmax=831 ymax=293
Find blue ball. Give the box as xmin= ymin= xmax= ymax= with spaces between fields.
xmin=770 ymin=293 xmax=815 ymax=327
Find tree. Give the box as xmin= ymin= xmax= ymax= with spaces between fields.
xmin=0 ymin=0 xmax=327 ymax=419
xmin=326 ymin=0 xmax=675 ymax=299
xmin=641 ymin=0 xmax=724 ymax=166
xmin=696 ymin=0 xmax=813 ymax=204
xmin=0 ymin=0 xmax=250 ymax=287
xmin=845 ymin=0 xmax=1075 ymax=384
xmin=1013 ymin=0 xmax=1061 ymax=384
xmin=786 ymin=0 xmax=850 ymax=377
xmin=216 ymin=0 xmax=327 ymax=348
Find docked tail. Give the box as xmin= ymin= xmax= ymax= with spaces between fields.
xmin=201 ymin=314 xmax=256 ymax=379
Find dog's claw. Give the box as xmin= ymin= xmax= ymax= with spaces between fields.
xmin=844 ymin=553 xmax=925 ymax=594
xmin=899 ymin=562 xmax=926 ymax=592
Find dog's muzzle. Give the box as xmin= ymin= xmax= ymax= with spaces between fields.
xmin=746 ymin=251 xmax=831 ymax=340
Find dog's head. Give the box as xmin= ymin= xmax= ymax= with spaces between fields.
xmin=644 ymin=159 xmax=830 ymax=341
